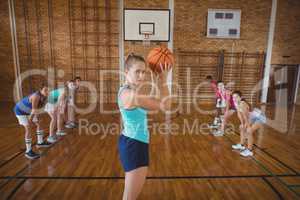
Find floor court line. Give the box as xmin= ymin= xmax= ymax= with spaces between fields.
xmin=262 ymin=177 xmax=284 ymax=200
xmin=224 ymin=134 xmax=300 ymax=198
xmin=0 ymin=174 xmax=298 ymax=180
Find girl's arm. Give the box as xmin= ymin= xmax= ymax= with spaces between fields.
xmin=29 ymin=94 xmax=40 ymax=121
xmin=240 ymin=102 xmax=250 ymax=128
xmin=237 ymin=111 xmax=245 ymax=127
xmin=224 ymin=92 xmax=231 ymax=113
xmin=58 ymin=90 xmax=67 ymax=113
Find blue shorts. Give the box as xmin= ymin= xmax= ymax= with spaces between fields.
xmin=250 ymin=110 xmax=266 ymax=124
xmin=118 ymin=134 xmax=149 ymax=172
xmin=250 ymin=115 xmax=266 ymax=124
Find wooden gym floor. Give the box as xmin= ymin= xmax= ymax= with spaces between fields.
xmin=0 ymin=102 xmax=300 ymax=199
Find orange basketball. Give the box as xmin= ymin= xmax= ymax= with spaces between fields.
xmin=146 ymin=46 xmax=174 ymax=73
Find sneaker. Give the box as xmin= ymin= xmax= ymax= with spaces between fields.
xmin=65 ymin=122 xmax=77 ymax=129
xmin=25 ymin=150 xmax=40 ymax=159
xmin=217 ymin=120 xmax=223 ymax=126
xmin=65 ymin=123 xmax=73 ymax=129
xmin=213 ymin=117 xmax=219 ymax=126
xmin=56 ymin=131 xmax=67 ymax=136
xmin=209 ymin=124 xmax=219 ymax=129
xmin=232 ymin=144 xmax=246 ymax=151
xmin=36 ymin=141 xmax=52 ymax=148
xmin=240 ymin=149 xmax=254 ymax=157
xmin=47 ymin=136 xmax=57 ymax=144
xmin=213 ymin=130 xmax=224 ymax=137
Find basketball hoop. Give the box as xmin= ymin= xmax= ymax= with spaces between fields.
xmin=141 ymin=31 xmax=153 ymax=46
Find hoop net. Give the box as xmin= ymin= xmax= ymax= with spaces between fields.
xmin=141 ymin=31 xmax=153 ymax=46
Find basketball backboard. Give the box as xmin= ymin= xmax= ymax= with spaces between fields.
xmin=124 ymin=9 xmax=170 ymax=42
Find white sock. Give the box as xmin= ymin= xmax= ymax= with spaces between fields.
xmin=25 ymin=138 xmax=32 ymax=153
xmin=220 ymin=115 xmax=224 ymax=122
xmin=36 ymin=130 xmax=44 ymax=144
xmin=213 ymin=117 xmax=218 ymax=123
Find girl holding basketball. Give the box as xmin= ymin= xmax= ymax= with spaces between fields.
xmin=118 ymin=53 xmax=171 ymax=200
xmin=231 ymin=91 xmax=266 ymax=157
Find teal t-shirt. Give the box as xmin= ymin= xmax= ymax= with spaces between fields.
xmin=118 ymin=85 xmax=149 ymax=144
xmin=48 ymin=88 xmax=64 ymax=104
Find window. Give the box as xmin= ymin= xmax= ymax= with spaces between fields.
xmin=225 ymin=13 xmax=234 ymax=19
xmin=215 ymin=13 xmax=224 ymax=19
xmin=207 ymin=9 xmax=241 ymax=39
xmin=209 ymin=28 xmax=218 ymax=35
xmin=229 ymin=29 xmax=237 ymax=35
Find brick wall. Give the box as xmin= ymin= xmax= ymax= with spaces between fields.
xmin=0 ymin=0 xmax=15 ymax=102
xmin=272 ymin=0 xmax=300 ymax=64
xmin=0 ymin=0 xmax=119 ymax=103
xmin=0 ymin=0 xmax=299 ymax=102
xmin=124 ymin=0 xmax=300 ymax=63
xmin=174 ymin=0 xmax=271 ymax=53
